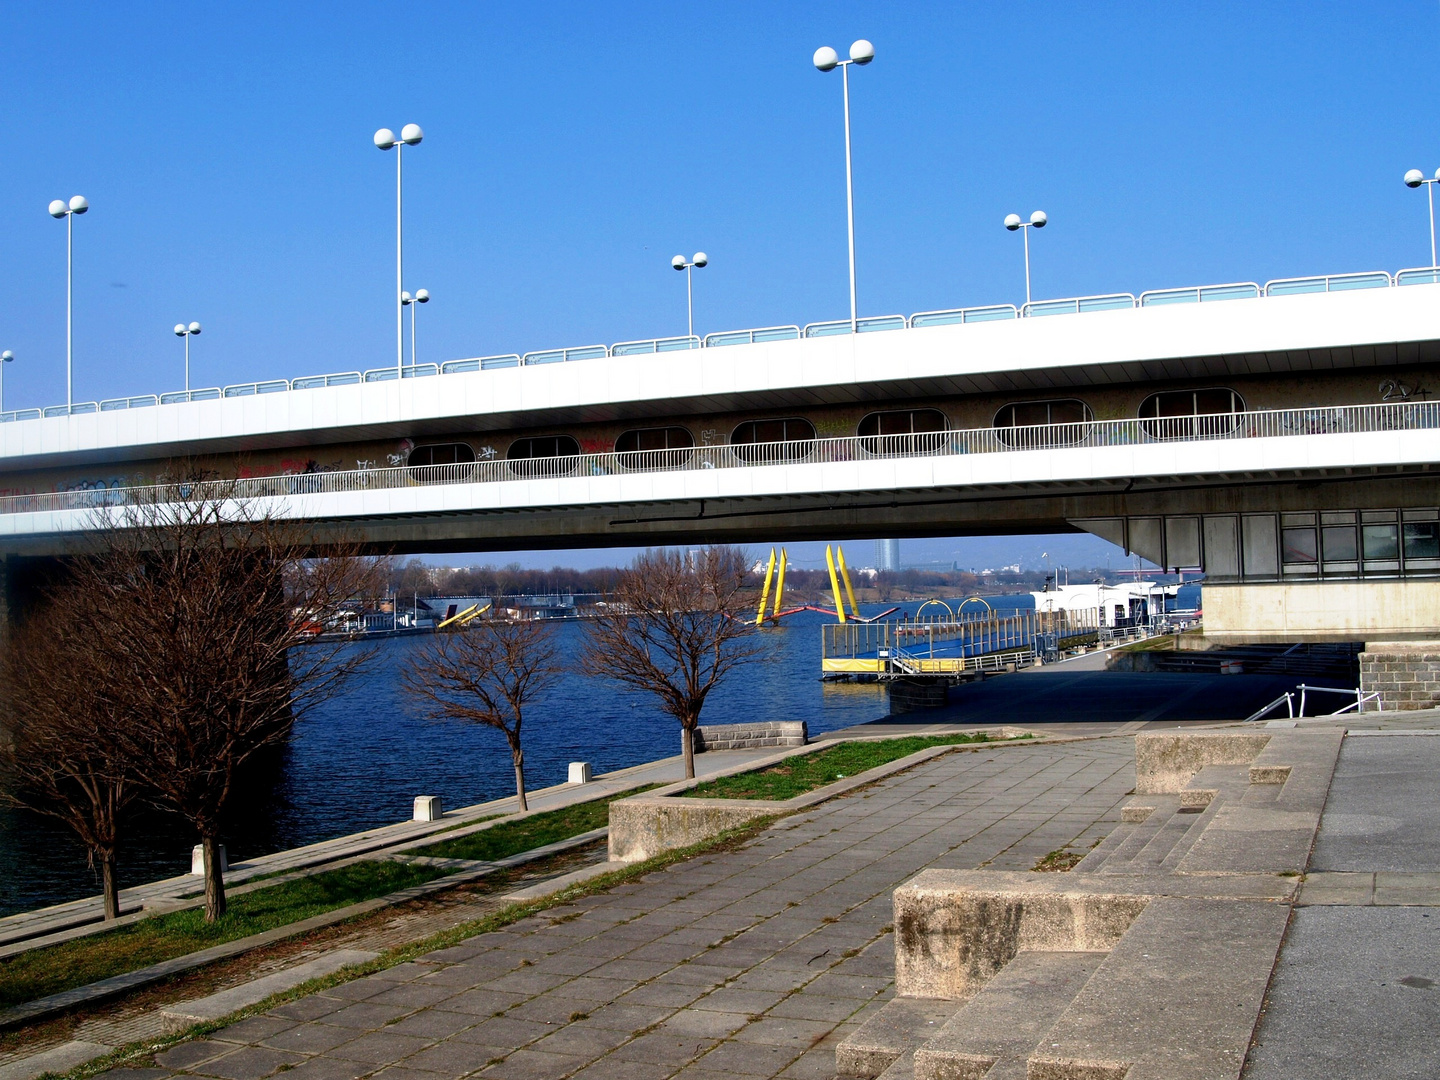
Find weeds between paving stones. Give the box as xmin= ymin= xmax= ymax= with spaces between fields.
xmin=1032 ymin=848 xmax=1085 ymax=872
xmin=683 ymin=732 xmax=1025 ymax=801
xmin=35 ymin=815 xmax=780 ymax=1080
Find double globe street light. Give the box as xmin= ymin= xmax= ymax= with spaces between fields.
xmin=48 ymin=195 xmax=89 ymax=408
xmin=374 ymin=124 xmax=424 ymax=376
xmin=174 ymin=321 xmax=202 ymax=392
xmin=0 ymin=350 xmax=13 ymax=413
xmin=1004 ymin=210 xmax=1048 ymax=308
xmin=401 ymin=289 xmax=429 ymax=366
xmin=670 ymin=253 xmax=707 ymax=342
xmin=1404 ymin=168 xmax=1440 ymax=268
xmin=813 ymin=39 xmax=875 ymax=334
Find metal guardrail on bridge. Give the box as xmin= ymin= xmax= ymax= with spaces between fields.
xmin=3 ymin=265 xmax=1435 ymax=426
xmin=0 ymin=397 xmax=1435 ymax=518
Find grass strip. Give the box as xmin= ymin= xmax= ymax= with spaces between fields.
xmin=413 ymin=786 xmax=656 ymax=862
xmin=682 ymin=732 xmax=1025 ymax=801
xmin=0 ymin=861 xmax=445 ymax=1011
xmin=45 ymin=815 xmax=777 ymax=1080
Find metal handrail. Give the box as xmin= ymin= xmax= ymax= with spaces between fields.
xmin=1244 ymin=692 xmax=1296 ymax=723
xmin=704 ymin=326 xmax=801 ymax=348
xmin=1296 ymin=684 xmax=1383 ymax=715
xmin=6 ymin=396 xmax=1434 ymax=520
xmin=440 ymin=355 xmax=522 ymax=373
xmin=521 ymin=345 xmax=608 ymax=365
xmin=363 ymin=364 xmax=440 ymax=382
xmin=5 ymin=265 xmax=1433 ymax=423
xmin=611 ymin=336 xmax=701 ymax=356
xmin=1022 ymin=293 xmax=1136 ymax=317
xmin=802 ymin=315 xmax=906 ymax=337
xmin=1139 ymin=282 xmax=1260 ymax=306
xmin=909 ymin=304 xmax=1018 ymax=328
xmin=1395 ymin=267 xmax=1440 ymax=286
xmin=1265 ymin=271 xmax=1392 ymax=296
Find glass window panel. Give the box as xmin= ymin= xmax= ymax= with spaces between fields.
xmin=1047 ymin=400 xmax=1089 ymax=425
xmin=1282 ymin=527 xmax=1318 ymax=563
xmin=1362 ymin=524 xmax=1399 ymax=560
xmin=1404 ymin=522 xmax=1440 ymax=560
xmin=1194 ymin=388 xmax=1238 ymax=414
xmin=1321 ymin=526 xmax=1358 ymax=562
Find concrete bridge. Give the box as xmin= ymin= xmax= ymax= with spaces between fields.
xmin=2 ymin=266 xmax=1439 ymax=658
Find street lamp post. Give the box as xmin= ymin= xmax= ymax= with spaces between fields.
xmin=48 ymin=195 xmax=89 ymax=408
xmin=0 ymin=351 xmax=13 ymax=413
xmin=401 ymin=289 xmax=429 ymax=366
xmin=1404 ymin=168 xmax=1440 ymax=267
xmin=813 ymin=39 xmax=875 ymax=334
xmin=669 ymin=253 xmax=708 ymax=342
xmin=173 ymin=322 xmax=202 ymax=392
xmin=374 ymin=124 xmax=424 ymax=376
xmin=1004 ymin=210 xmax=1048 ymax=308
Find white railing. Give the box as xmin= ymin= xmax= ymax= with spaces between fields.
xmin=1140 ymin=282 xmax=1260 ymax=306
xmin=6 ymin=265 xmax=1439 ymax=425
xmin=4 ymin=397 xmax=1435 ymax=519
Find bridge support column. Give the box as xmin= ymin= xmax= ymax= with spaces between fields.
xmin=888 ymin=679 xmax=950 ymax=715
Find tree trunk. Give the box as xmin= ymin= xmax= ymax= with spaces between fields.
xmin=202 ymin=833 xmax=227 ymax=922
xmin=512 ymin=746 xmax=528 ymax=812
xmin=101 ymin=853 xmax=119 ymax=921
xmin=681 ymin=723 xmax=695 ymax=779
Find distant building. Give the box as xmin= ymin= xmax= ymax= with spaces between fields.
xmin=876 ymin=538 xmax=900 ymax=571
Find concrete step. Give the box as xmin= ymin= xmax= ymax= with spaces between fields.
xmin=911 ymin=950 xmax=1105 ymax=1080
xmin=836 ymin=997 xmax=965 ymax=1078
xmin=1081 ymin=796 xmax=1180 ymax=872
xmin=1030 ymin=896 xmax=1289 ymax=1080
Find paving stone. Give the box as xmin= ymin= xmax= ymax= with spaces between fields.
xmin=659 ymin=1008 xmax=752 ymax=1039
xmin=265 ymin=996 xmax=349 ymax=1022
xmin=269 ymin=1057 xmax=369 ymax=1080
xmin=380 ymin=1009 xmax=478 ymax=1040
xmin=475 ymin=1047 xmax=587 ymax=1079
xmin=323 ymin=1001 xmax=414 ymax=1029
xmin=209 ymin=1016 xmax=297 ymax=1045
xmin=93 ymin=1071 xmax=173 ymax=1080
xmin=396 ymin=1038 xmax=508 ymax=1077
xmin=190 ymin=1046 xmax=305 ymax=1080
xmin=260 ymin=1024 xmax=358 ymax=1054
xmin=365 ymin=982 xmax=462 ymax=1009
xmin=691 ymin=1038 xmax=798 ymax=1076
xmin=450 ymin=1015 xmax=556 ymax=1048
xmin=526 ymin=1021 xmax=633 ymax=1058
xmin=153 ymin=1042 xmax=230 ymax=1071
xmin=434 ymin=987 xmax=527 ymax=1016
xmin=607 ymin=1030 xmax=719 ymax=1066
xmin=327 ymin=1031 xmax=436 ymax=1064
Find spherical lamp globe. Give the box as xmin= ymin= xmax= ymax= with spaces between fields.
xmin=1004 ymin=213 xmax=1022 ymax=231
xmin=849 ymin=39 xmax=875 ymax=64
xmin=813 ymin=46 xmax=839 ymax=71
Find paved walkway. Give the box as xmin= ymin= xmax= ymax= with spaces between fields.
xmin=110 ymin=738 xmax=1134 ymax=1080
xmin=1245 ymin=729 xmax=1440 ymax=1080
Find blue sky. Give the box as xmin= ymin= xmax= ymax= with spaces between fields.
xmin=1 ymin=2 xmax=1435 ymax=569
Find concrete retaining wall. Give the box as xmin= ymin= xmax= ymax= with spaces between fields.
xmin=608 ymin=798 xmax=774 ymax=863
xmin=888 ymin=679 xmax=950 ymax=714
xmin=1134 ymin=731 xmax=1272 ymax=794
xmin=694 ymin=721 xmax=807 ymax=752
xmin=1359 ymin=641 xmax=1440 ymax=711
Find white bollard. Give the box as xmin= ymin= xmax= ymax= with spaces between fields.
xmin=567 ymin=762 xmax=592 ymax=784
xmin=413 ymin=795 xmax=443 ymax=822
xmin=191 ymin=844 xmax=228 ymax=876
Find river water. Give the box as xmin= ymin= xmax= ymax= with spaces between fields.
xmin=0 ymin=590 xmax=1190 ymax=917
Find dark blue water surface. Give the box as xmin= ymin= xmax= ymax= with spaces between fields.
xmin=2 ymin=598 xmax=1043 ymax=917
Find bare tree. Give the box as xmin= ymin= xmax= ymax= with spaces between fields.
xmin=65 ymin=479 xmax=382 ymax=921
xmin=403 ymin=619 xmax=562 ymax=811
xmin=0 ymin=591 xmax=139 ymax=920
xmin=583 ymin=547 xmax=760 ymax=778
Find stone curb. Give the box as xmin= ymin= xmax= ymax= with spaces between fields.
xmin=0 ymin=826 xmax=609 ymax=1032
